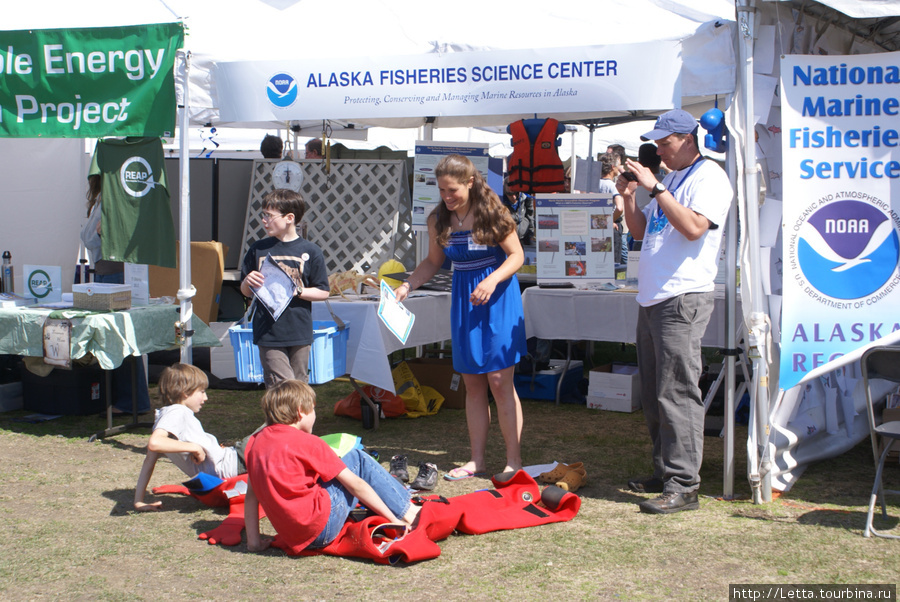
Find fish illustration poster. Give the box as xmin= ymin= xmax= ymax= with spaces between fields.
xmin=780 ymin=52 xmax=900 ymax=389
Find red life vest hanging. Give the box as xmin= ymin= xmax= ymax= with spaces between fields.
xmin=507 ymin=118 xmax=567 ymax=194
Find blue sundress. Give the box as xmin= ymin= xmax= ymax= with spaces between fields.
xmin=443 ymin=230 xmax=527 ymax=374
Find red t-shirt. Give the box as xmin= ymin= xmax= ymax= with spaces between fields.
xmin=245 ymin=424 xmax=346 ymax=553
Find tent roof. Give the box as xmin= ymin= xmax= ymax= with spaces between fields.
xmin=779 ymin=0 xmax=900 ymax=49
xmin=2 ymin=0 xmax=738 ymax=129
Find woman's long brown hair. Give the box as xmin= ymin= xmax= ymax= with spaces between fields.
xmin=430 ymin=154 xmax=515 ymax=248
xmin=86 ymin=174 xmax=102 ymax=216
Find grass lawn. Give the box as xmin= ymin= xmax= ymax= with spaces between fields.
xmin=0 ymin=345 xmax=897 ymax=601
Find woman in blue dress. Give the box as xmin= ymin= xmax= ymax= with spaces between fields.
xmin=395 ymin=154 xmax=528 ymax=479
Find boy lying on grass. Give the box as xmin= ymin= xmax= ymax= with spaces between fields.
xmin=134 ymin=363 xmax=255 ymax=511
xmin=244 ymin=380 xmax=420 ymax=553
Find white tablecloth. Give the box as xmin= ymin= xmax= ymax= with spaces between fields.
xmin=522 ymin=287 xmax=739 ymax=348
xmin=312 ymin=292 xmax=452 ymax=392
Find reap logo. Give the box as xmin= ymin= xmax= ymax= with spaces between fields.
xmin=797 ymin=199 xmax=900 ymax=300
xmin=119 ymin=157 xmax=159 ymax=198
xmin=267 ymin=72 xmax=298 ymax=108
xmin=27 ymin=269 xmax=52 ymax=299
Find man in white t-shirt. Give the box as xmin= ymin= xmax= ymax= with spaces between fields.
xmin=616 ymin=109 xmax=733 ymax=514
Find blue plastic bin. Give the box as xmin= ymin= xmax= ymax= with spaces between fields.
xmin=514 ymin=360 xmax=583 ymax=402
xmin=229 ymin=320 xmax=349 ymax=385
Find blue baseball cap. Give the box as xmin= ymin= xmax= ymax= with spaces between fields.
xmin=640 ymin=109 xmax=698 ymax=141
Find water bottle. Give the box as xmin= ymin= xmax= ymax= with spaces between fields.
xmin=1 ymin=251 xmax=12 ymax=293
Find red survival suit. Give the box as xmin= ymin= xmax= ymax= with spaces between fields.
xmin=155 ymin=469 xmax=580 ymax=564
xmin=507 ymin=118 xmax=567 ymax=194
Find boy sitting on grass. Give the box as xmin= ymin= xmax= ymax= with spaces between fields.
xmin=134 ymin=363 xmax=254 ymax=512
xmin=244 ymin=380 xmax=420 ymax=553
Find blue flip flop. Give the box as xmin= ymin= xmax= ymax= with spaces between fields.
xmin=443 ymin=468 xmax=485 ymax=481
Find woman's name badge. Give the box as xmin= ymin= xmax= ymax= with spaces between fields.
xmin=468 ymin=236 xmax=487 ymax=251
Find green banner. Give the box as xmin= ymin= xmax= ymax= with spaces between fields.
xmin=0 ymin=22 xmax=183 ymax=138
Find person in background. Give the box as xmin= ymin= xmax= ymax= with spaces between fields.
xmin=260 ymin=134 xmax=284 ymax=159
xmin=606 ymin=144 xmax=627 ymax=176
xmin=616 ymin=109 xmax=733 ymax=515
xmin=598 ymin=152 xmax=625 ymax=263
xmin=80 ymin=174 xmax=151 ymax=416
xmin=305 ymin=138 xmax=323 ymax=159
xmin=240 ymin=189 xmax=330 ymax=387
xmin=395 ymin=154 xmax=527 ymax=480
xmin=501 ymin=176 xmax=535 ymax=247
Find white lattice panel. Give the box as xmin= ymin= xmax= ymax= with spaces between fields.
xmin=241 ymin=159 xmax=415 ymax=276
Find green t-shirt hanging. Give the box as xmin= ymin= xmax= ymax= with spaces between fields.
xmin=89 ymin=137 xmax=176 ymax=268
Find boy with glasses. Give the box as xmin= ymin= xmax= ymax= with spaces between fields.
xmin=240 ymin=189 xmax=330 ymax=386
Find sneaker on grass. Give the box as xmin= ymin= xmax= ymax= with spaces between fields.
xmin=409 ymin=462 xmax=438 ymax=491
xmin=389 ymin=454 xmax=409 ymax=483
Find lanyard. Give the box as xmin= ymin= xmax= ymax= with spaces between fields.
xmin=657 ymin=157 xmax=705 ymax=217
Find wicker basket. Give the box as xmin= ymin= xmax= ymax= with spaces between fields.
xmin=72 ymin=283 xmax=132 ymax=311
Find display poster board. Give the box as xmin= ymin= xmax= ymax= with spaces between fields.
xmin=42 ymin=318 xmax=72 ymax=369
xmin=780 ymin=51 xmax=900 ymax=390
xmin=124 ymin=263 xmax=150 ymax=307
xmin=412 ymin=141 xmax=489 ymax=231
xmin=23 ymin=264 xmax=62 ymax=304
xmin=534 ymin=193 xmax=615 ymax=285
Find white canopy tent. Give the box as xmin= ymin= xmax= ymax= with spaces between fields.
xmin=4 ymin=0 xmax=900 ymax=501
xmin=1 ymin=0 xmax=739 ymax=364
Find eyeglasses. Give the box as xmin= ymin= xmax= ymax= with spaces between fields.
xmin=260 ymin=212 xmax=284 ymax=222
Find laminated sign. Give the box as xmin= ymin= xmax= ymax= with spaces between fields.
xmin=0 ymin=23 xmax=184 ymax=138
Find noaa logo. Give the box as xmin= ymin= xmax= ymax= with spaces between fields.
xmin=267 ymin=73 xmax=298 ymax=108
xmin=28 ymin=269 xmax=52 ymax=299
xmin=119 ymin=157 xmax=158 ymax=198
xmin=796 ymin=199 xmax=900 ymax=300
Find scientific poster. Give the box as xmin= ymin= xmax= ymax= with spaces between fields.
xmin=534 ymin=193 xmax=615 ymax=285
xmin=412 ymin=141 xmax=489 ymax=230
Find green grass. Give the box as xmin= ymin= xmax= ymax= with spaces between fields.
xmin=0 ymin=348 xmax=898 ymax=601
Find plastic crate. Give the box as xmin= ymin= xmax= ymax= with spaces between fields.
xmin=308 ymin=321 xmax=349 ymax=384
xmin=514 ymin=360 xmax=583 ymax=402
xmin=228 ymin=320 xmax=349 ymax=385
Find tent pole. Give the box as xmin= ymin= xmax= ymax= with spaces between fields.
xmin=723 ymin=151 xmax=738 ymax=500
xmin=416 ymin=120 xmax=436 ymax=266
xmin=736 ymin=0 xmax=772 ymax=503
xmin=178 ymin=50 xmax=195 ymax=365
xmin=586 ymin=123 xmax=596 ymax=190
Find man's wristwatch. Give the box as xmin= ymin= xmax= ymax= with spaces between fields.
xmin=650 ymin=182 xmax=667 ymax=199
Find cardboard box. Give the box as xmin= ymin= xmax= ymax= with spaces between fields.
xmin=149 ymin=241 xmax=227 ymax=325
xmin=406 ymin=357 xmax=467 ymax=409
xmin=514 ymin=360 xmax=583 ymax=402
xmin=587 ymin=394 xmax=641 ymax=413
xmin=588 ymin=363 xmax=641 ymax=412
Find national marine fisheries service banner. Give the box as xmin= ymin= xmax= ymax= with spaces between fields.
xmin=214 ymin=42 xmax=682 ymax=122
xmin=780 ymin=52 xmax=900 ymax=390
xmin=0 ymin=23 xmax=184 ymax=138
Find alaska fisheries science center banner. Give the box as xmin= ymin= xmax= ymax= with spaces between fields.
xmin=214 ymin=42 xmax=682 ymax=122
xmin=780 ymin=51 xmax=900 ymax=390
xmin=0 ymin=23 xmax=184 ymax=138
